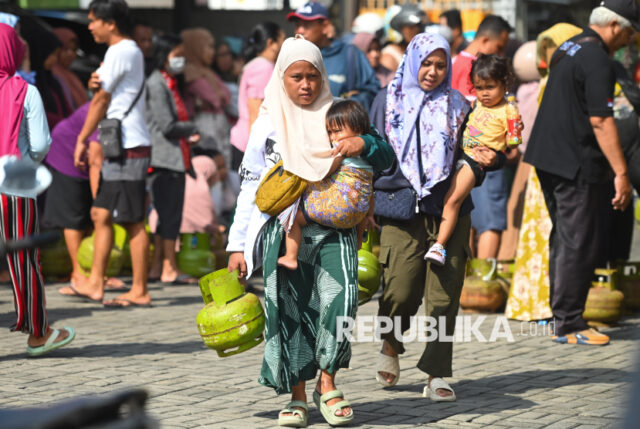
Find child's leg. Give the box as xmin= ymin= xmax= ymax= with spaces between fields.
xmin=278 ymin=208 xmax=307 ymax=270
xmin=438 ymin=164 xmax=476 ymax=245
xmin=425 ymin=164 xmax=475 ymax=265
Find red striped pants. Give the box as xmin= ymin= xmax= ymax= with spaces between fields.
xmin=0 ymin=194 xmax=48 ymax=337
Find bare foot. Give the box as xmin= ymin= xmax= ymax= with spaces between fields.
xmin=105 ymin=277 xmax=127 ymax=290
xmin=160 ymin=268 xmax=188 ymax=284
xmin=103 ymin=290 xmax=151 ymax=307
xmin=58 ymin=276 xmax=103 ymax=302
xmin=27 ymin=327 xmax=70 ymax=348
xmin=277 ymin=256 xmax=298 ymax=271
xmin=428 ymin=375 xmax=454 ymax=398
xmin=70 ymin=271 xmax=89 ymax=288
xmin=316 ymin=380 xmax=352 ymax=418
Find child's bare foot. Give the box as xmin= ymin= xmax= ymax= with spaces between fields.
xmin=277 ymin=256 xmax=298 ymax=271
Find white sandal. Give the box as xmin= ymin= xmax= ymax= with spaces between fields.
xmin=422 ymin=377 xmax=456 ymax=402
xmin=375 ymin=352 xmax=400 ymax=387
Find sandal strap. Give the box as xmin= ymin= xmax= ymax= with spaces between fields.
xmin=279 ymin=408 xmax=305 ymax=418
xmin=286 ymin=400 xmax=308 ymax=412
xmin=327 ymin=400 xmax=351 ymax=412
xmin=429 ymin=377 xmax=454 ymax=393
xmin=44 ymin=329 xmax=60 ymax=348
xmin=319 ymin=389 xmax=344 ymax=403
xmin=376 ymin=352 xmax=399 ymax=376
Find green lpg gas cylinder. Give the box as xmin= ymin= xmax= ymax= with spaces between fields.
xmin=584 ymin=268 xmax=624 ymax=324
xmin=460 ymin=258 xmax=508 ymax=313
xmin=196 ymin=269 xmax=265 ymax=357
xmin=358 ymin=230 xmax=381 ymax=306
xmin=40 ymin=237 xmax=72 ymax=278
xmin=77 ymin=224 xmax=127 ymax=278
xmin=177 ymin=233 xmax=216 ymax=278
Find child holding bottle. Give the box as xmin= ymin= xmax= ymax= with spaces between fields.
xmin=425 ymin=54 xmax=521 ymax=265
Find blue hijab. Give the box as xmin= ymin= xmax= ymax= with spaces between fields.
xmin=385 ymin=33 xmax=470 ymax=198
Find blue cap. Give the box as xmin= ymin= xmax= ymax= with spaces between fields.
xmin=287 ymin=1 xmax=329 ymax=22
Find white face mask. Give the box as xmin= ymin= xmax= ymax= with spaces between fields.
xmin=167 ymin=56 xmax=185 ymax=74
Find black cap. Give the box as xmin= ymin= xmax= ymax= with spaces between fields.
xmin=600 ymin=0 xmax=640 ymax=32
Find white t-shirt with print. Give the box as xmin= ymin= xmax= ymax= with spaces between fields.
xmin=97 ymin=39 xmax=150 ymax=149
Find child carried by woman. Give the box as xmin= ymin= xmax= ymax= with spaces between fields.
xmin=278 ymin=99 xmax=374 ymax=270
xmin=425 ymin=54 xmax=521 ymax=265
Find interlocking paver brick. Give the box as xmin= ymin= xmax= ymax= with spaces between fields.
xmin=0 ymin=269 xmax=637 ymax=428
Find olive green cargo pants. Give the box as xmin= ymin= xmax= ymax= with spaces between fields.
xmin=377 ymin=214 xmax=471 ymax=377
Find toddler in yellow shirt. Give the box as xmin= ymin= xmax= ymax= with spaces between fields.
xmin=425 ymin=54 xmax=520 ymax=265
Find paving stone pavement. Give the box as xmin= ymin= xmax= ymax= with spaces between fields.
xmin=0 ymin=274 xmax=638 ymax=428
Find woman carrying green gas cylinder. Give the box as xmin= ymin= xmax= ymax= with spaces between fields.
xmin=226 ymin=35 xmax=393 ymax=427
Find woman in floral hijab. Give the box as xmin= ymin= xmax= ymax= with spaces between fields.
xmin=371 ymin=33 xmax=499 ymax=400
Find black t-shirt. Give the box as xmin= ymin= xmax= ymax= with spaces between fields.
xmin=524 ymin=28 xmax=615 ymax=183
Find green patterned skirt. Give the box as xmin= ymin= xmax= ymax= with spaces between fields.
xmin=258 ymin=217 xmax=358 ymax=395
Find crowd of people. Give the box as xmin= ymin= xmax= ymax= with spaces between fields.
xmin=1 ymin=0 xmax=639 ymax=426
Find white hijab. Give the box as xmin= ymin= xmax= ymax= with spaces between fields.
xmin=260 ymin=35 xmax=335 ymax=182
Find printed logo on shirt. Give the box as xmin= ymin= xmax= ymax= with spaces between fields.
xmin=329 ymin=74 xmax=346 ymax=84
xmin=558 ymin=40 xmax=582 ymax=57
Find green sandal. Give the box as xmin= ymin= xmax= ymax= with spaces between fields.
xmin=26 ymin=327 xmax=75 ymax=357
xmin=313 ymin=389 xmax=354 ymax=426
xmin=278 ymin=400 xmax=308 ymax=428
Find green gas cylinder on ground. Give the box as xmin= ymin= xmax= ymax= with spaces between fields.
xmin=357 ymin=230 xmax=381 ymax=306
xmin=77 ymin=224 xmax=127 ymax=278
xmin=460 ymin=258 xmax=508 ymax=313
xmin=177 ymin=233 xmax=216 ymax=278
xmin=584 ymin=268 xmax=624 ymax=325
xmin=40 ymin=237 xmax=72 ymax=279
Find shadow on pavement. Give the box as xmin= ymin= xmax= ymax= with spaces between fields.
xmin=253 ymin=368 xmax=630 ymax=426
xmin=353 ymin=368 xmax=628 ymax=425
xmin=0 ymin=340 xmax=207 ymax=361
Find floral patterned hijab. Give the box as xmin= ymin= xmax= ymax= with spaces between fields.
xmin=386 ymin=33 xmax=469 ymax=198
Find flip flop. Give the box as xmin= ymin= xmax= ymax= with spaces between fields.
xmin=552 ymin=328 xmax=609 ymax=346
xmin=423 ymin=377 xmax=456 ymax=402
xmin=58 ymin=284 xmax=102 ymax=303
xmin=26 ymin=327 xmax=76 ymax=357
xmin=313 ymin=389 xmax=354 ymax=426
xmin=103 ymin=298 xmax=153 ymax=309
xmin=278 ymin=400 xmax=308 ymax=428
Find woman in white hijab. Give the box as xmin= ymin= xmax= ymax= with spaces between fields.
xmin=226 ymin=35 xmax=393 ymax=427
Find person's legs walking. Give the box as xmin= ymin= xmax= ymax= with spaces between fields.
xmin=418 ymin=214 xmax=470 ymax=399
xmin=377 ymin=216 xmax=428 ymax=384
xmin=88 ymin=206 xmax=113 ymax=299
xmin=538 ymin=171 xmax=605 ymax=340
xmin=0 ymin=195 xmax=73 ymax=351
xmin=58 ymin=205 xmax=111 ymax=300
xmin=150 ymin=170 xmax=185 ymax=283
xmin=104 ymin=221 xmax=150 ymax=306
xmin=64 ymin=228 xmax=87 ymax=286
xmin=148 ymin=233 xmax=163 ymax=279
